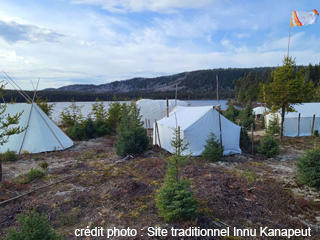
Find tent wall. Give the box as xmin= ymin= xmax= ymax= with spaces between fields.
xmin=0 ymin=103 xmax=73 ymax=154
xmin=153 ymin=106 xmax=241 ymax=156
xmin=137 ymin=99 xmax=187 ymax=127
xmin=266 ymin=103 xmax=320 ymax=137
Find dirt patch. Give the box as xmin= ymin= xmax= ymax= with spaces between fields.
xmin=1 ymin=136 xmax=320 ymax=239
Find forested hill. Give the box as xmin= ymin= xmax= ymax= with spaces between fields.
xmin=45 ymin=67 xmax=272 ymax=93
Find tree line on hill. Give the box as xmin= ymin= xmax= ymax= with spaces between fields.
xmin=234 ymin=63 xmax=320 ymax=102
xmin=1 ymin=63 xmax=319 ymax=102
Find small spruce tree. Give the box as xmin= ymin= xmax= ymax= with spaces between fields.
xmin=240 ymin=101 xmax=255 ymax=129
xmin=115 ymin=103 xmax=149 ymax=156
xmin=296 ymin=148 xmax=320 ymax=187
xmin=223 ymin=103 xmax=240 ymax=123
xmin=36 ymin=96 xmax=56 ymax=119
xmin=60 ymin=100 xmax=84 ymax=127
xmin=266 ymin=116 xmax=280 ymax=136
xmin=257 ymin=135 xmax=280 ymax=158
xmin=107 ymin=96 xmax=124 ymax=133
xmin=156 ymin=126 xmax=198 ymax=222
xmin=3 ymin=210 xmax=64 ymax=240
xmin=202 ymin=132 xmax=224 ymax=162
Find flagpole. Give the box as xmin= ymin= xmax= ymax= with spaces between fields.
xmin=287 ymin=9 xmax=292 ymax=58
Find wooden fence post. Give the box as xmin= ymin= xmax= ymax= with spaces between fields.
xmin=251 ymin=123 xmax=254 ymax=155
xmin=298 ymin=113 xmax=300 ymax=137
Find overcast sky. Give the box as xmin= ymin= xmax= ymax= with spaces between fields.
xmin=0 ymin=0 xmax=319 ymax=90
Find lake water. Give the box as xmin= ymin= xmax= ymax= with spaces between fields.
xmin=51 ymin=100 xmax=230 ymax=124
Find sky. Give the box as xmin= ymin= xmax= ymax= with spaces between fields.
xmin=0 ymin=0 xmax=319 ymax=90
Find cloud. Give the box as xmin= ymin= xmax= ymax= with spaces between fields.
xmin=71 ymin=0 xmax=215 ymax=13
xmin=0 ymin=20 xmax=64 ymax=43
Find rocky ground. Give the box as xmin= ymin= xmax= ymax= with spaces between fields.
xmin=1 ymin=135 xmax=320 ymax=239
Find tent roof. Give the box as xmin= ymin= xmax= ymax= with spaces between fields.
xmin=270 ymin=103 xmax=320 ymax=118
xmin=157 ymin=106 xmax=214 ymax=130
xmin=253 ymin=106 xmax=270 ymax=115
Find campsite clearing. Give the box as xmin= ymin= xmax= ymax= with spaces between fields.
xmin=1 ymin=136 xmax=320 ymax=239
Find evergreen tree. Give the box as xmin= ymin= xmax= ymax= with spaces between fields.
xmin=3 ymin=210 xmax=64 ymax=240
xmin=202 ymin=132 xmax=224 ymax=162
xmin=0 ymin=84 xmax=25 ymax=182
xmin=107 ymin=96 xmax=124 ymax=133
xmin=240 ymin=101 xmax=255 ymax=129
xmin=36 ymin=96 xmax=56 ymax=119
xmin=297 ymin=148 xmax=320 ymax=187
xmin=60 ymin=99 xmax=84 ymax=127
xmin=223 ymin=103 xmax=240 ymax=123
xmin=115 ymin=103 xmax=149 ymax=156
xmin=265 ymin=57 xmax=314 ymax=139
xmin=155 ymin=126 xmax=198 ymax=222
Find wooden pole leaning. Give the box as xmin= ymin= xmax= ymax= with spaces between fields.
xmin=155 ymin=120 xmax=161 ymax=148
xmin=311 ymin=114 xmax=316 ymax=137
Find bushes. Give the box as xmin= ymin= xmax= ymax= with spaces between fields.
xmin=60 ymin=100 xmax=84 ymax=128
xmin=223 ymin=103 xmax=240 ymax=123
xmin=296 ymin=148 xmax=320 ymax=187
xmin=202 ymin=132 xmax=223 ymax=162
xmin=257 ymin=135 xmax=280 ymax=158
xmin=0 ymin=149 xmax=18 ymax=162
xmin=3 ymin=210 xmax=64 ymax=240
xmin=115 ymin=103 xmax=149 ymax=156
xmin=19 ymin=168 xmax=45 ymax=184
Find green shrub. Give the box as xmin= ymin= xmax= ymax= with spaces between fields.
xmin=314 ymin=130 xmax=319 ymax=137
xmin=19 ymin=168 xmax=45 ymax=184
xmin=4 ymin=210 xmax=64 ymax=240
xmin=66 ymin=122 xmax=84 ymax=140
xmin=94 ymin=118 xmax=110 ymax=136
xmin=115 ymin=103 xmax=149 ymax=156
xmin=257 ymin=135 xmax=280 ymax=158
xmin=266 ymin=117 xmax=280 ymax=135
xmin=202 ymin=132 xmax=223 ymax=162
xmin=83 ymin=118 xmax=96 ymax=140
xmin=60 ymin=100 xmax=83 ymax=127
xmin=107 ymin=97 xmax=125 ymax=133
xmin=0 ymin=149 xmax=18 ymax=162
xmin=296 ymin=148 xmax=320 ymax=187
xmin=38 ymin=161 xmax=49 ymax=170
xmin=36 ymin=97 xmax=56 ymax=118
xmin=155 ymin=179 xmax=198 ymax=223
xmin=223 ymin=103 xmax=240 ymax=123
xmin=240 ymin=101 xmax=255 ymax=129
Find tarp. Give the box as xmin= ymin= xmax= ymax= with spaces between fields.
xmin=153 ymin=106 xmax=241 ymax=156
xmin=253 ymin=106 xmax=270 ymax=115
xmin=266 ymin=103 xmax=320 ymax=137
xmin=0 ymin=103 xmax=74 ymax=154
xmin=136 ymin=99 xmax=188 ymax=127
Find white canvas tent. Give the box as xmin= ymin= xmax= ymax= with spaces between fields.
xmin=0 ymin=103 xmax=73 ymax=154
xmin=153 ymin=106 xmax=241 ymax=156
xmin=137 ymin=99 xmax=188 ymax=127
xmin=253 ymin=106 xmax=270 ymax=116
xmin=266 ymin=103 xmax=320 ymax=137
